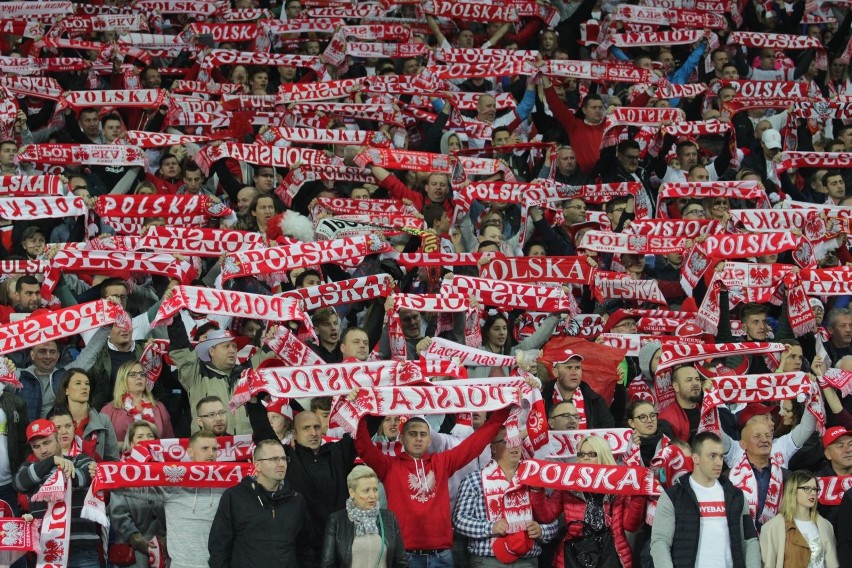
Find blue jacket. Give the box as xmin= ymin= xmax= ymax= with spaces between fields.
xmin=17 ymin=367 xmax=64 ymax=421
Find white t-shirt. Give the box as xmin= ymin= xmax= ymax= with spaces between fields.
xmin=794 ymin=519 xmax=826 ymax=568
xmin=689 ymin=477 xmax=733 ymax=568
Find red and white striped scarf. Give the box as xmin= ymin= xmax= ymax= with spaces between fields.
xmin=0 ymin=196 xmax=86 ymax=220
xmin=33 ymin=469 xmax=72 ymax=568
xmin=481 ymin=460 xmax=533 ymax=534
xmin=729 ymin=448 xmax=785 ymax=525
xmin=122 ymin=394 xmax=155 ymax=423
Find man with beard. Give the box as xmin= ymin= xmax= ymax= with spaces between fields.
xmin=717 ymin=301 xmax=774 ymax=374
xmin=196 ymin=397 xmax=230 ymax=437
xmin=658 ymin=365 xmax=704 ymax=444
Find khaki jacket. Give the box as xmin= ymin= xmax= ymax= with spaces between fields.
xmin=759 ymin=514 xmax=839 ymax=568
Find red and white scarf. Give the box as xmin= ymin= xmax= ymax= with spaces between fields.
xmin=122 ymin=130 xmax=213 ymax=148
xmin=423 ymin=0 xmax=518 ymax=21
xmin=82 ymin=462 xmax=254 ymax=527
xmin=820 ymin=368 xmax=852 ymax=398
xmin=136 ymin=226 xmax=266 ymax=257
xmin=424 ymin=337 xmax=518 ymax=368
xmin=280 ymin=274 xmax=395 ymax=312
xmin=728 ymin=31 xmax=826 ymax=69
xmin=447 ymin=275 xmax=577 ymax=313
xmin=263 ymin=326 xmax=326 ymax=366
xmin=95 ymin=194 xmax=230 ymax=219
xmin=276 ymin=78 xmax=362 ymax=103
xmin=553 ymin=384 xmax=586 ymax=428
xmin=33 ymin=470 xmax=72 ymax=568
xmin=657 ymin=181 xmax=769 ymax=218
xmin=354 ymin=147 xmax=454 ymax=174
xmin=817 ymin=476 xmax=852 ymax=506
xmin=398 ymin=253 xmax=488 ymax=269
xmin=18 ymin=144 xmax=145 ymax=167
xmin=775 ymin=151 xmax=852 ymax=174
xmin=0 ymin=517 xmax=38 ymax=566
xmin=479 ymin=257 xmax=593 ymax=285
xmin=801 ymin=267 xmax=852 ymax=296
xmin=258 ymin=126 xmax=391 ymax=148
xmin=0 ymin=196 xmax=86 ymax=220
xmin=122 ymin=394 xmax=155 ymax=423
xmin=386 ymin=292 xmax=477 ymax=358
xmin=481 ymin=460 xmax=533 ymax=534
xmin=0 ymin=175 xmax=65 ymax=196
xmin=538 ymin=59 xmax=651 ymax=84
xmin=593 ymin=272 xmax=667 ymax=305
xmin=613 ymin=4 xmax=726 ymax=28
xmin=728 ymin=447 xmax=785 ymax=525
xmin=518 ymin=459 xmax=660 ymax=495
xmin=57 ymin=89 xmax=167 ymax=112
xmin=170 ymin=80 xmax=244 ymax=96
xmin=194 ymin=142 xmax=332 ymax=175
xmin=581 ymin=231 xmax=688 ymax=255
xmin=132 ymin=435 xmax=255 ymax=463
xmin=542 ymin=429 xmax=634 ymax=459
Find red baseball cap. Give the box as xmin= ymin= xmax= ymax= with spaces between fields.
xmin=492 ymin=531 xmax=534 ymax=563
xmin=736 ymin=403 xmax=779 ymax=430
xmin=26 ymin=419 xmax=57 ymax=443
xmin=554 ymin=348 xmax=584 ymax=365
xmin=822 ymin=426 xmax=852 ymax=448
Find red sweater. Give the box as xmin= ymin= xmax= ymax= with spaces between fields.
xmin=354 ymin=408 xmax=509 ymax=551
xmin=379 ymin=174 xmax=454 ymax=218
xmin=543 ymin=87 xmax=605 ymax=175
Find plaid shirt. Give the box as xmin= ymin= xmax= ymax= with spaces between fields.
xmin=452 ymin=467 xmax=559 ymax=558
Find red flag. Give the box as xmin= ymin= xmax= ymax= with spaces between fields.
xmin=540 ymin=337 xmax=626 ymax=405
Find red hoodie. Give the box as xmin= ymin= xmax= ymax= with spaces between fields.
xmin=354 ymin=408 xmax=509 ymax=551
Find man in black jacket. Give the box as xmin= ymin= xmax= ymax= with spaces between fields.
xmin=540 ymin=349 xmax=614 ymax=429
xmin=650 ymin=432 xmax=761 ymax=568
xmin=208 ymin=439 xmax=316 ymax=568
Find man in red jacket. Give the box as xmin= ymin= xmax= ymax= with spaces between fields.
xmin=354 ymin=407 xmax=510 ymax=568
xmin=658 ymin=365 xmax=704 ymax=443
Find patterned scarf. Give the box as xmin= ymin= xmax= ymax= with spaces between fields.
xmin=122 ymin=393 xmax=155 ymax=423
xmin=345 ymin=497 xmax=380 ymax=536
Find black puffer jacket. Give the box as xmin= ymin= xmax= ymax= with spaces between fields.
xmin=321 ymin=508 xmax=407 ymax=568
xmin=208 ymin=476 xmax=317 ymax=568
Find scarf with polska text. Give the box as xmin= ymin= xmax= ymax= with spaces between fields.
xmin=278 ymin=274 xmax=395 ymax=312
xmin=820 ymin=368 xmax=852 ymax=398
xmin=481 ymin=459 xmax=533 ymax=534
xmin=775 ymin=151 xmax=852 ymax=174
xmin=0 ymin=300 xmax=127 ymax=358
xmin=221 ymin=235 xmax=392 ymax=285
xmin=537 ymin=59 xmax=651 ymax=84
xmin=0 ymin=175 xmax=65 ymax=196
xmin=518 ymin=459 xmax=660 ymax=495
xmin=82 ymin=462 xmax=254 ymax=528
xmin=540 ymin=428 xmax=634 ymax=459
xmin=18 ymin=144 xmax=145 ymax=167
xmin=0 ymin=76 xmax=63 ymax=100
xmin=136 ymin=226 xmax=266 ymax=257
xmin=258 ymin=126 xmax=391 ymax=148
xmin=345 ymin=42 xmax=427 ymax=59
xmin=200 ymin=49 xmax=325 ymax=73
xmin=447 ymin=275 xmax=577 ymax=313
xmin=422 ymin=0 xmax=519 ymax=22
xmin=56 ymin=89 xmax=167 ymax=112
xmin=354 ymin=147 xmax=454 ymax=174
xmin=801 ymin=266 xmax=852 ymax=296
xmin=597 ymin=29 xmax=717 ymax=59
xmin=122 ymin=130 xmax=213 ymax=148
xmin=593 ymin=271 xmax=667 ymax=305
xmin=151 ymin=286 xmax=312 ymax=335
xmin=276 ymin=166 xmax=377 ymax=207
xmin=41 ymin=250 xmax=196 ymax=298
xmin=33 ymin=469 xmax=72 ymax=568
xmin=0 ymin=196 xmax=86 ymax=221
xmin=276 ymin=78 xmax=362 ymax=103
xmin=194 ymin=142 xmax=332 ymax=176
xmin=220 ymin=95 xmax=277 ymax=112
xmin=398 ymin=252 xmax=491 ymax=269
xmin=657 ymin=180 xmax=769 ymax=218
xmin=95 ymin=194 xmax=231 ymax=219
xmin=386 ymin=292 xmax=478 ymax=358
xmin=600 ymin=334 xmax=699 ymax=357
xmin=313 ymin=196 xmax=420 ymax=217
xmin=523 ymin=180 xmax=650 ymax=220
xmin=479 ymin=256 xmax=594 ymax=285
xmin=680 ymin=232 xmax=799 ymax=294
xmin=817 ymin=476 xmax=852 ymax=506
xmin=602 ymin=107 xmax=686 ymax=147
xmin=728 ymin=31 xmax=826 ymax=69
xmin=581 ymin=230 xmax=688 ymax=255
xmin=170 ymin=80 xmax=244 ymax=96
xmin=230 ymin=358 xmax=463 ymax=409
xmin=131 ymin=435 xmax=254 ymax=463
xmin=613 ymin=4 xmax=727 ymax=28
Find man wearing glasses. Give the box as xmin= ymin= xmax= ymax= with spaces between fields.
xmin=650 ymin=431 xmax=761 ymax=568
xmin=208 ymin=439 xmax=316 ymax=567
xmin=196 ymin=396 xmax=230 ymax=437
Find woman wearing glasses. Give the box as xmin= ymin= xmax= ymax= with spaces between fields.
xmin=626 ymin=401 xmax=673 ymax=467
xmin=321 ymin=465 xmax=406 ymax=568
xmin=759 ymin=470 xmax=839 ymax=568
xmin=531 ymin=436 xmax=646 ymax=568
xmin=101 ymin=360 xmax=174 ymax=447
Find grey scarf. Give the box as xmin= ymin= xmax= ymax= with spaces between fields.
xmin=346 ymin=497 xmax=380 ymax=537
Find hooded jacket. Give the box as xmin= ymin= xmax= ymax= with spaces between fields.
xmin=208 ymin=476 xmax=317 ymax=568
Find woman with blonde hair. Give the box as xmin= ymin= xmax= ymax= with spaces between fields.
xmin=531 ymin=435 xmax=646 ymax=567
xmin=321 ymin=465 xmax=406 ymax=567
xmin=760 ymin=470 xmax=839 ymax=568
xmin=101 ymin=360 xmax=174 ymax=446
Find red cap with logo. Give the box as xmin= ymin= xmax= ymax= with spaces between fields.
xmin=26 ymin=419 xmax=57 ymax=443
xmin=822 ymin=425 xmax=852 ymax=448
xmin=492 ymin=531 xmax=534 ymax=563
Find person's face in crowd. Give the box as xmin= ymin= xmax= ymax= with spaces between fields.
xmin=825 ymin=174 xmax=846 ymax=201
xmin=576 ymin=441 xmax=601 ymax=464
xmin=812 ymin=304 xmax=825 ymax=324
xmin=293 ymin=412 xmax=323 ymax=450
xmin=527 ymin=244 xmax=546 ymax=256
xmin=349 ymin=476 xmax=380 ymax=510
xmin=432 ymin=211 xmax=450 ymax=234
xmin=486 ymin=317 xmax=508 ymax=349
xmin=491 ymin=428 xmax=520 ymax=465
xmin=316 ymin=314 xmax=340 ymax=347
xmin=403 ymin=58 xmax=421 ymax=76
xmin=606 ymin=202 xmax=628 ymax=229
xmin=15 ymin=281 xmax=39 ymax=311
xmin=830 ymin=314 xmax=852 ymax=345
xmin=254 ymin=167 xmax=276 ymax=191
xmin=196 ymin=400 xmax=229 ymax=435
xmin=539 ymin=30 xmax=557 ymax=52
xmin=398 ymin=308 xmax=422 ymax=339
xmin=807 ymin=24 xmax=822 ymax=39
xmin=267 ymin=412 xmax=290 ymax=440
xmin=609 ymin=317 xmax=638 ymax=334
xmin=456 ymin=30 xmax=475 ymax=48
xmin=839 ymin=129 xmax=852 ymax=150
xmin=743 ymin=311 xmax=770 ymax=341
xmin=582 ymin=98 xmax=604 ymax=125
xmin=379 ymin=416 xmax=400 ymax=439
xmin=402 ymin=421 xmax=431 ymax=458
xmin=555 ymin=147 xmax=577 ymax=175
xmin=672 ymin=366 xmax=702 ymax=406
xmin=314 ymin=406 xmax=331 ymax=434
xmin=548 ymin=401 xmax=579 ymax=430
xmin=659 ymin=50 xmax=675 ymax=73
xmin=31 ymin=342 xmax=60 ymax=375
xmin=687 ymin=167 xmax=710 ymax=183
xmin=831 ymin=58 xmax=846 ymax=81
xmin=65 ymin=372 xmax=90 ymax=404
xmin=811 ymin=169 xmax=828 ymax=194
xmin=681 ymin=203 xmax=706 ymax=219
xmin=693 ymin=439 xmax=724 ymax=482
xmin=254 ymin=443 xmax=288 ymax=486
xmin=103 ymin=283 xmax=129 ymax=309
xmin=561 ymin=198 xmax=586 ymax=225
xmin=80 ymin=111 xmax=101 ymax=138
xmin=278 ymin=66 xmax=298 ymax=83
xmin=303 ymin=40 xmax=320 ymax=56
xmin=298 ymin=272 xmax=321 ymax=288
xmin=236 ymin=187 xmax=257 ymax=215
xmin=721 ymin=64 xmax=739 ymax=80
xmin=778 ymin=399 xmax=796 ymax=427
xmin=252 ymin=196 xmax=276 ymax=227
xmin=634 ymin=56 xmax=653 ymax=70
xmin=183 ymin=169 xmax=205 ymax=194
xmin=825 ymin=434 xmax=852 ymax=471
xmin=125 ymin=364 xmax=147 ymax=396
xmin=425 ymin=174 xmax=450 ymax=203
xmin=109 ymin=321 xmax=132 ymax=348
xmin=480 ymin=224 xmax=503 ymax=243
xmin=340 ymin=329 xmax=369 ymax=361
xmin=209 ymin=339 xmax=238 ymax=369
xmin=677 ymin=144 xmax=699 ymax=170
xmin=447 ymin=134 xmax=462 ymax=152
xmin=250 ymin=71 xmax=269 ymax=93
xmin=781 ymin=345 xmax=804 ymax=373
xmin=796 ymin=477 xmax=819 ymax=509
xmin=0 ymin=142 xmax=17 ymax=167
xmin=160 ymin=156 xmax=180 ymax=179
xmin=712 ymin=50 xmax=729 ymax=72
xmin=740 ymin=421 xmax=773 ymax=459
xmin=131 ymin=425 xmax=156 ymax=446
xmin=22 ymin=232 xmax=46 ymax=259
xmin=30 ymin=433 xmax=61 ymax=461
xmin=708 ymin=198 xmax=729 ymax=221
xmin=187 ymin=436 xmax=219 ymax=462
xmin=628 ymin=402 xmax=658 ymax=437
xmin=102 ymin=119 xmax=123 ymax=142
xmin=51 ymin=414 xmax=74 ymax=451
xmin=617 ymin=146 xmax=641 ymax=174
xmin=136 ymin=184 xmax=156 ymax=195
xmin=476 ymin=95 xmax=497 ymax=124
xmin=493 ymin=130 xmax=511 ymax=147
xmin=718 ymin=87 xmax=736 ymax=104
xmin=350 ymin=187 xmax=370 ymax=200
xmin=142 ymin=68 xmax=161 ymax=89
xmin=230 ymin=65 xmax=248 ymax=84
xmin=239 ymin=320 xmax=262 ymax=339
xmin=284 ymin=0 xmax=302 ymax=18
xmin=759 ymin=49 xmax=776 ymax=71
xmin=554 ymin=358 xmax=583 ymax=392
